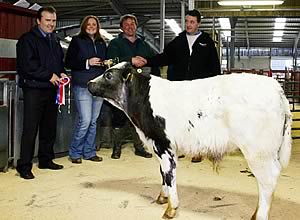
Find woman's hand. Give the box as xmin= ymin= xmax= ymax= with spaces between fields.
xmin=88 ymin=57 xmax=102 ymax=66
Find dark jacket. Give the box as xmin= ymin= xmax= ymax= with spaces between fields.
xmin=107 ymin=33 xmax=160 ymax=76
xmin=16 ymin=25 xmax=65 ymax=88
xmin=107 ymin=33 xmax=161 ymax=125
xmin=107 ymin=33 xmax=155 ymax=62
xmin=65 ymin=35 xmax=107 ymax=87
xmin=148 ymin=31 xmax=221 ymax=81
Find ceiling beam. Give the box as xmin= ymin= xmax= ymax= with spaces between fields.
xmin=293 ymin=30 xmax=300 ymax=56
xmin=108 ymin=0 xmax=128 ymax=15
xmin=244 ymin=19 xmax=250 ymax=51
xmin=59 ymin=4 xmax=108 ymax=16
xmin=200 ymin=8 xmax=300 ymax=17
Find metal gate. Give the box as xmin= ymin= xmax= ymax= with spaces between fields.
xmin=13 ymin=79 xmax=74 ymax=166
xmin=0 ymin=78 xmax=14 ymax=171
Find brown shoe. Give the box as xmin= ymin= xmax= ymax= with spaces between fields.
xmin=87 ymin=155 xmax=103 ymax=162
xmin=69 ymin=158 xmax=82 ymax=164
xmin=191 ymin=155 xmax=203 ymax=163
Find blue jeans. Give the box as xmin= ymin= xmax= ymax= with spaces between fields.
xmin=69 ymin=86 xmax=103 ymax=159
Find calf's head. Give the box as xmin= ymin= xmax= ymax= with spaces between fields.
xmin=88 ymin=61 xmax=142 ymax=110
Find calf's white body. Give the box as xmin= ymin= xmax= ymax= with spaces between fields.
xmin=147 ymin=74 xmax=290 ymax=166
xmin=88 ymin=62 xmax=292 ymax=220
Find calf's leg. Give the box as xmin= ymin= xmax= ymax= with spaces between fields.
xmin=156 ymin=166 xmax=169 ymax=204
xmin=155 ymin=148 xmax=178 ymax=219
xmin=247 ymin=157 xmax=281 ymax=220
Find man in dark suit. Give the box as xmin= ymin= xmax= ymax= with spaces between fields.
xmin=16 ymin=6 xmax=67 ymax=179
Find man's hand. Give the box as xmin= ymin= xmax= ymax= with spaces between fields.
xmin=132 ymin=56 xmax=147 ymax=67
xmin=50 ymin=73 xmax=60 ymax=86
xmin=88 ymin=57 xmax=102 ymax=66
xmin=59 ymin=73 xmax=69 ymax=83
xmin=60 ymin=73 xmax=68 ymax=78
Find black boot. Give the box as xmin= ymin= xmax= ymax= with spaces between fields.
xmin=111 ymin=128 xmax=122 ymax=159
xmin=111 ymin=144 xmax=121 ymax=159
xmin=134 ymin=146 xmax=152 ymax=158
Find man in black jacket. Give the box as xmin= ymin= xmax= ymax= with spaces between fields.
xmin=16 ymin=6 xmax=67 ymax=179
xmin=147 ymin=9 xmax=221 ymax=162
xmin=148 ymin=9 xmax=220 ymax=80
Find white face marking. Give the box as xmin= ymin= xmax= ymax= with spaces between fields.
xmin=111 ymin=61 xmax=128 ymax=70
xmin=119 ymin=83 xmax=127 ymax=107
xmin=89 ymin=74 xmax=103 ymax=83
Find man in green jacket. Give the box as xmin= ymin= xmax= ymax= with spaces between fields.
xmin=107 ymin=14 xmax=157 ymax=159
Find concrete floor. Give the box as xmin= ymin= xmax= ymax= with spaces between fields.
xmin=0 ymin=141 xmax=299 ymax=220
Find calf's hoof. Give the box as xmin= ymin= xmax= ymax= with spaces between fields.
xmin=162 ymin=207 xmax=177 ymax=219
xmin=251 ymin=208 xmax=257 ymax=220
xmin=191 ymin=155 xmax=203 ymax=163
xmin=156 ymin=194 xmax=168 ymax=204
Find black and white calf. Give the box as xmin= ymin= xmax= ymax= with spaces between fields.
xmin=88 ymin=62 xmax=292 ymax=220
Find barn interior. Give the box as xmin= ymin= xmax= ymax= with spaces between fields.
xmin=0 ymin=0 xmax=300 ymax=219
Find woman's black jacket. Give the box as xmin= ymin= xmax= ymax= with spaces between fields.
xmin=65 ymin=35 xmax=107 ymax=87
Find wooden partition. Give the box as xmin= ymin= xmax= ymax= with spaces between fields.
xmin=0 ymin=2 xmax=36 ymax=73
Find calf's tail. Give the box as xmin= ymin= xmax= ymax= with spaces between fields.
xmin=278 ymin=94 xmax=292 ymax=169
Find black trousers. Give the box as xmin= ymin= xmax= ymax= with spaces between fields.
xmin=17 ymin=87 xmax=58 ymax=172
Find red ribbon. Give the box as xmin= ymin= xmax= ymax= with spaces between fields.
xmin=56 ymin=77 xmax=70 ymax=112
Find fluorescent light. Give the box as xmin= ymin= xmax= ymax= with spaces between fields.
xmin=13 ymin=0 xmax=30 ymax=8
xmin=275 ymin=17 xmax=286 ymax=23
xmin=165 ymin=19 xmax=182 ymax=35
xmin=28 ymin=3 xmax=42 ymax=11
xmin=273 ymin=30 xmax=283 ymax=36
xmin=273 ymin=17 xmax=285 ymax=42
xmin=274 ymin=17 xmax=286 ymax=29
xmin=218 ymin=1 xmax=284 ymax=6
xmin=218 ymin=18 xmax=231 ymax=41
xmin=273 ymin=37 xmax=282 ymax=42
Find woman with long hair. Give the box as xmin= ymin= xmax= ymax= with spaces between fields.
xmin=65 ymin=15 xmax=106 ymax=163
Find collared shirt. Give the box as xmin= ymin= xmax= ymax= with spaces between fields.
xmin=38 ymin=27 xmax=48 ymax=38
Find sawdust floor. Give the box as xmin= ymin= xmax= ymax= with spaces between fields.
xmin=0 ymin=141 xmax=299 ymax=220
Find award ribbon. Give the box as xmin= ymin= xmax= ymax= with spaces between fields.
xmin=56 ymin=76 xmax=71 ymax=112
